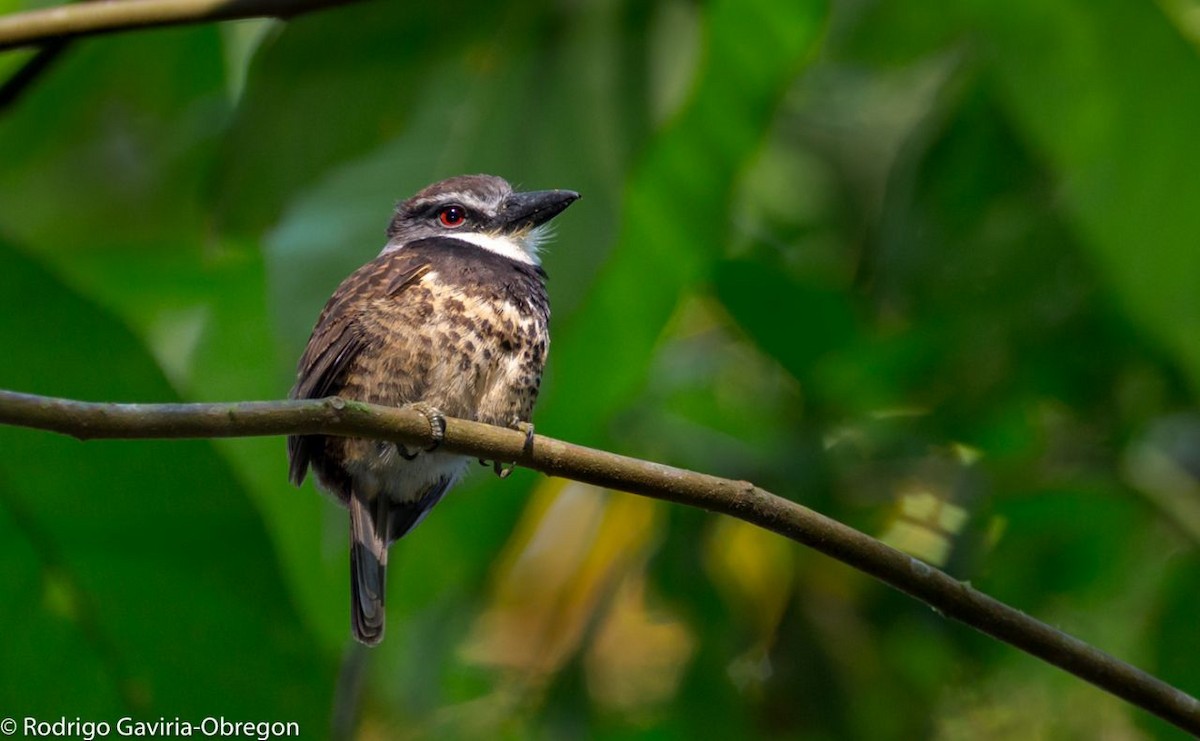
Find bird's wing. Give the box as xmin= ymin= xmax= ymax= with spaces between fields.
xmin=287 ymin=253 xmax=431 ymax=486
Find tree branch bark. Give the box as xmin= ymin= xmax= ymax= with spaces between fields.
xmin=0 ymin=0 xmax=367 ymax=52
xmin=1 ymin=388 xmax=1197 ymax=733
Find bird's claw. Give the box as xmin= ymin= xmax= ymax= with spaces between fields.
xmin=515 ymin=421 xmax=535 ymax=455
xmin=410 ymin=402 xmax=446 ymax=453
xmin=478 ymin=457 xmax=515 ymax=478
xmin=477 ymin=419 xmax=531 ymax=477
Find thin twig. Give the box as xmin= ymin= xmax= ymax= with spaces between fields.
xmin=0 ymin=41 xmax=69 ymax=109
xmin=0 ymin=0 xmax=367 ymax=52
xmin=0 ymin=1 xmax=107 ymax=112
xmin=0 ymin=388 xmax=1197 ymax=733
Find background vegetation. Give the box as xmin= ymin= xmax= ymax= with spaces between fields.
xmin=2 ymin=0 xmax=1200 ymax=737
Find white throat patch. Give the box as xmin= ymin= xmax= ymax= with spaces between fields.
xmin=449 ymin=231 xmax=542 ymax=266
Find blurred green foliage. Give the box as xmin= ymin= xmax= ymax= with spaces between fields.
xmin=2 ymin=0 xmax=1200 ymax=737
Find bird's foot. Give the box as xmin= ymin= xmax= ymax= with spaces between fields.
xmin=478 ymin=456 xmax=516 ymax=478
xmin=512 ymin=420 xmax=536 ymax=455
xmin=493 ymin=459 xmax=515 ymax=479
xmin=477 ymin=419 xmax=533 ymax=478
xmin=409 ymin=402 xmax=446 ymax=453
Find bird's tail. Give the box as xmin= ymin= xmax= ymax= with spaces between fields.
xmin=349 ymin=492 xmax=388 ymax=646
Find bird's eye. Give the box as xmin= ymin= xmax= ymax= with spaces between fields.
xmin=438 ymin=206 xmax=466 ymax=228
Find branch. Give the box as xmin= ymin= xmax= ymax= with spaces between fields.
xmin=0 ymin=41 xmax=69 ymax=109
xmin=0 ymin=0 xmax=368 ymax=52
xmin=1 ymin=389 xmax=1197 ymax=733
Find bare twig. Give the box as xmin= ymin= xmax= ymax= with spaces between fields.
xmin=0 ymin=0 xmax=367 ymax=52
xmin=0 ymin=388 xmax=1197 ymax=733
xmin=0 ymin=42 xmax=69 ymax=109
xmin=1 ymin=1 xmax=107 ymax=112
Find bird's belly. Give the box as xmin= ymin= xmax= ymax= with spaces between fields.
xmin=342 ymin=442 xmax=469 ymax=504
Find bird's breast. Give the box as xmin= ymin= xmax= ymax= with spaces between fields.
xmin=347 ymin=262 xmax=549 ymax=428
xmin=416 ymin=272 xmax=548 ymax=425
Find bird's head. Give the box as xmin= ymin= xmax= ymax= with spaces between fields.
xmin=384 ymin=175 xmax=580 ymax=266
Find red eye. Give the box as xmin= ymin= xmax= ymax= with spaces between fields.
xmin=438 ymin=206 xmax=466 ymax=228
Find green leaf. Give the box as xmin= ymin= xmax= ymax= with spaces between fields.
xmin=536 ymin=0 xmax=830 ymax=448
xmin=0 ymin=27 xmax=226 ymax=248
xmin=964 ymin=0 xmax=1200 ymax=397
xmin=1146 ymin=552 xmax=1200 ymax=740
xmin=714 ymin=258 xmax=858 ymax=385
xmin=980 ymin=487 xmax=1140 ymax=605
xmin=0 ymin=16 xmax=354 ymax=648
xmin=0 ymin=240 xmax=332 ymax=723
xmin=211 ymin=0 xmax=516 ymax=236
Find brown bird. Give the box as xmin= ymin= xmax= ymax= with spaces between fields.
xmin=287 ymin=174 xmax=578 ymax=645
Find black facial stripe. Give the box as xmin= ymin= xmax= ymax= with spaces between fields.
xmin=407 ymin=202 xmax=474 ymax=221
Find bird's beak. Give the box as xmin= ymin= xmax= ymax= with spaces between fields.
xmin=502 ymin=189 xmax=580 ymax=231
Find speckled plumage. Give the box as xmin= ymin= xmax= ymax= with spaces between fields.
xmin=287 ymin=175 xmax=576 ymax=645
xmin=289 ymin=237 xmax=549 ymax=505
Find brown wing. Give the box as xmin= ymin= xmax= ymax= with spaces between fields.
xmin=287 ymin=253 xmax=430 ymax=487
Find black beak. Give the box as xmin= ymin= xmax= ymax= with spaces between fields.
xmin=502 ymin=189 xmax=580 ymax=231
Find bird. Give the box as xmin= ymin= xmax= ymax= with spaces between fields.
xmin=287 ymin=174 xmax=579 ymax=645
